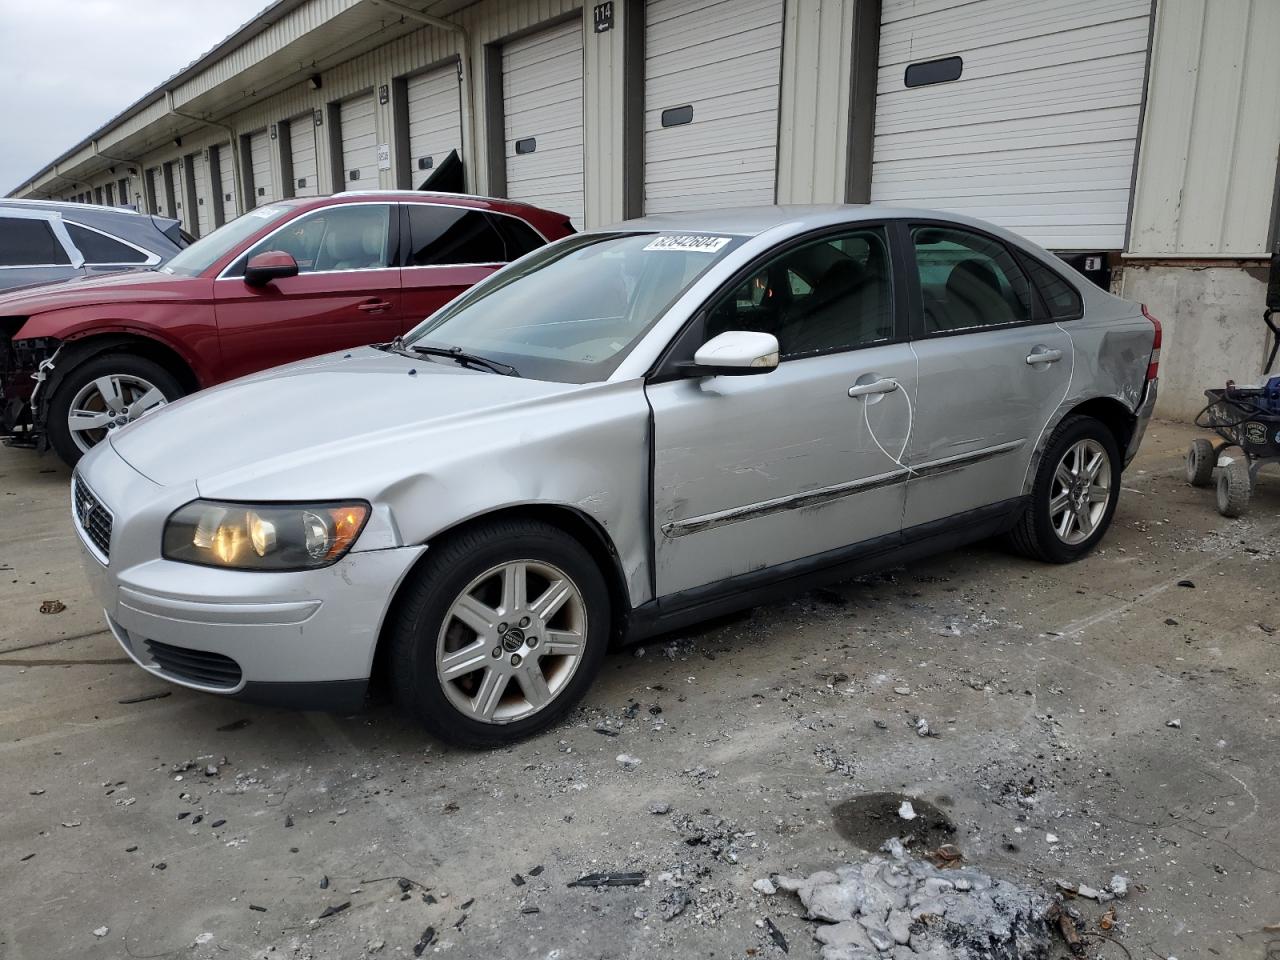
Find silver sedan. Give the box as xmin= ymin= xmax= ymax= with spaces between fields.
xmin=73 ymin=206 xmax=1160 ymax=746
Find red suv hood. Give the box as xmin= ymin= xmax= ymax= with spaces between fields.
xmin=0 ymin=269 xmax=199 ymax=315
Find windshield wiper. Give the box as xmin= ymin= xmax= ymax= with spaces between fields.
xmin=409 ymin=343 xmax=518 ymax=377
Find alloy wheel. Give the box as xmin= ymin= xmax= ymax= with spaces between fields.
xmin=1048 ymin=438 xmax=1112 ymax=545
xmin=66 ymin=374 xmax=168 ymax=454
xmin=435 ymin=559 xmax=588 ymax=724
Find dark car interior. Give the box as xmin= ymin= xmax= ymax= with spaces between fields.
xmin=705 ymin=231 xmax=894 ymax=357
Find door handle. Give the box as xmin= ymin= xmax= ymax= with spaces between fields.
xmin=358 ymin=299 xmax=392 ymax=313
xmin=1026 ymin=348 xmax=1063 ymax=365
xmin=848 ymin=378 xmax=900 ymax=398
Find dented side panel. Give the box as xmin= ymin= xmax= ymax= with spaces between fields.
xmin=647 ymin=345 xmax=917 ymax=597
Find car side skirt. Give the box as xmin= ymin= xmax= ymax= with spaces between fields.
xmin=624 ymin=497 xmax=1027 ymax=643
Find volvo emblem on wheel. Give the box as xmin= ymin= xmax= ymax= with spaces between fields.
xmin=501 ymin=627 xmax=526 ymax=652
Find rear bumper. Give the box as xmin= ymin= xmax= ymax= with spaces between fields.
xmin=1124 ymin=378 xmax=1158 ymax=467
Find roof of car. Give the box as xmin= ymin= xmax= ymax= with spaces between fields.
xmin=600 ymin=204 xmax=1028 ymax=242
xmin=0 ymin=198 xmax=155 ymax=219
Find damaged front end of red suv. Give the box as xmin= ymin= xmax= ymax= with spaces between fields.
xmin=0 ymin=319 xmax=60 ymax=449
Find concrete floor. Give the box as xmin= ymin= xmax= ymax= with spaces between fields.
xmin=1 ymin=422 xmax=1276 ymax=960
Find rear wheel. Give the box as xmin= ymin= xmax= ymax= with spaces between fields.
xmin=1008 ymin=415 xmax=1122 ymax=563
xmin=389 ymin=518 xmax=610 ymax=748
xmin=47 ymin=353 xmax=184 ymax=467
xmin=1185 ymin=438 xmax=1215 ymax=488
xmin=1215 ymin=457 xmax=1251 ymax=517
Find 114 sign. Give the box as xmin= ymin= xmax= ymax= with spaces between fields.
xmin=593 ymin=2 xmax=613 ymax=33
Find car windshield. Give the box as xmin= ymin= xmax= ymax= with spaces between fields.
xmin=404 ymin=231 xmax=744 ymax=382
xmin=160 ymin=204 xmax=295 ymax=276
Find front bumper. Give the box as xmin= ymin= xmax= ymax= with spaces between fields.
xmin=1124 ymin=377 xmax=1158 ymax=467
xmin=75 ymin=440 xmax=425 ymax=711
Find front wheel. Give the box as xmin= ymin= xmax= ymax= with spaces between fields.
xmin=389 ymin=518 xmax=610 ymax=748
xmin=46 ymin=353 xmax=185 ymax=467
xmin=1215 ymin=457 xmax=1251 ymax=517
xmin=1008 ymin=415 xmax=1122 ymax=563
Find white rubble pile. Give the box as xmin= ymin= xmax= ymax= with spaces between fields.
xmin=771 ymin=840 xmax=1053 ymax=960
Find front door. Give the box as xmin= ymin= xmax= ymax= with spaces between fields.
xmin=213 ymin=202 xmax=402 ymax=381
xmin=648 ymin=225 xmax=915 ymax=597
xmin=901 ymin=223 xmax=1073 ymax=528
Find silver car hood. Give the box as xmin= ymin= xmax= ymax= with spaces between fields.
xmin=109 ymin=347 xmax=584 ymax=494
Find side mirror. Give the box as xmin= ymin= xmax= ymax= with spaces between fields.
xmin=244 ymin=251 xmax=299 ymax=287
xmin=681 ymin=330 xmax=780 ymax=377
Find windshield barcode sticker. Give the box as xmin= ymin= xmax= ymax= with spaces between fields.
xmin=644 ymin=235 xmax=731 ymax=253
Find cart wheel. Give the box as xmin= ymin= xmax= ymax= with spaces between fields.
xmin=1185 ymin=439 xmax=1215 ymax=487
xmin=1215 ymin=457 xmax=1252 ymax=517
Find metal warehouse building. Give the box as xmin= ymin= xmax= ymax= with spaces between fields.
xmin=9 ymin=0 xmax=1279 ymax=418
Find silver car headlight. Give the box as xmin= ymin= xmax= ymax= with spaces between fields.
xmin=163 ymin=500 xmax=370 ymax=571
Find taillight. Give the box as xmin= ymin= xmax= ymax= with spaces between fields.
xmin=1142 ymin=305 xmax=1161 ymax=381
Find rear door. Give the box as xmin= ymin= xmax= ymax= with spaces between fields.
xmin=901 ymin=222 xmax=1073 ymax=528
xmin=212 ymin=202 xmax=402 ymax=380
xmin=648 ymin=225 xmax=914 ymax=597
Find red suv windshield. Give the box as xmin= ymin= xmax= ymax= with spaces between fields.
xmin=161 ymin=204 xmax=294 ymax=277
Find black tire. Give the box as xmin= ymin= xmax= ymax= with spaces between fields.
xmin=46 ymin=353 xmax=185 ymax=467
xmin=1007 ymin=415 xmax=1123 ymax=564
xmin=389 ymin=518 xmax=610 ymax=748
xmin=1185 ymin=438 xmax=1215 ymax=488
xmin=1215 ymin=457 xmax=1251 ymax=517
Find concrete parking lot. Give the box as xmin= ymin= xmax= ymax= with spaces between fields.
xmin=1 ymin=421 xmax=1277 ymax=960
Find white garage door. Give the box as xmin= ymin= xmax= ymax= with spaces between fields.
xmin=644 ymin=0 xmax=785 ymax=214
xmin=406 ymin=64 xmax=463 ymax=190
xmin=148 ymin=167 xmax=166 ymax=216
xmin=249 ymin=130 xmax=274 ymax=205
xmin=502 ymin=19 xmax=584 ymax=227
xmin=289 ymin=114 xmax=319 ymax=197
xmin=340 ymin=93 xmax=379 ymax=188
xmin=871 ymin=0 xmax=1152 ymax=251
xmin=216 ymin=143 xmax=238 ymax=223
xmin=191 ymin=152 xmax=212 ymax=236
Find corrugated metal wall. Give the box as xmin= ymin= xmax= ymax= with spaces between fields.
xmin=776 ymin=0 xmax=856 ymax=204
xmin=1127 ymin=0 xmax=1280 ymax=257
xmin=24 ymin=0 xmax=1280 ymax=260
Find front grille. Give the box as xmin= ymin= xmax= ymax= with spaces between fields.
xmin=72 ymin=475 xmax=113 ymax=560
xmin=145 ymin=639 xmax=243 ymax=689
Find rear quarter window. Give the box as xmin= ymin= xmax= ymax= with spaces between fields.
xmin=488 ymin=213 xmax=546 ymax=260
xmin=1019 ymin=254 xmax=1084 ymax=321
xmin=66 ymin=223 xmax=149 ymax=264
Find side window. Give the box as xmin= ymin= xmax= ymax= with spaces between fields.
xmin=0 ymin=217 xmax=72 ymax=266
xmin=488 ymin=213 xmax=545 ymax=260
xmin=705 ymin=227 xmax=894 ymax=359
xmin=911 ymin=226 xmax=1034 ymax=333
xmin=406 ymin=205 xmax=506 ymax=266
xmin=236 ymin=204 xmax=392 ymax=274
xmin=1020 ymin=254 xmax=1084 ymax=321
xmin=65 ymin=223 xmax=149 ymax=264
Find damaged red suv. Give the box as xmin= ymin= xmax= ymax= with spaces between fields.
xmin=0 ymin=192 xmax=573 ymax=465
